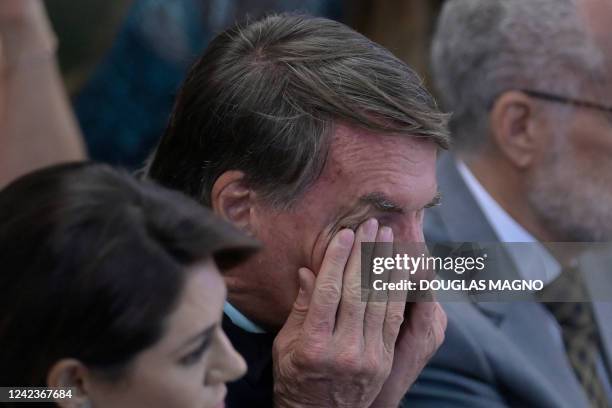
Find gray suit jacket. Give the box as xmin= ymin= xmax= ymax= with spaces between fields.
xmin=403 ymin=154 xmax=612 ymax=408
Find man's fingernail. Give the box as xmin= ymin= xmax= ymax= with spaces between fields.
xmin=296 ymin=286 xmax=307 ymax=306
xmin=380 ymin=226 xmax=393 ymax=241
xmin=338 ymin=229 xmax=355 ymax=247
xmin=364 ymin=218 xmax=378 ymax=235
xmin=296 ymin=270 xmax=308 ymax=305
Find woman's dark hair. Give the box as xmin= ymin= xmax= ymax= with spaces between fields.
xmin=0 ymin=162 xmax=257 ymax=387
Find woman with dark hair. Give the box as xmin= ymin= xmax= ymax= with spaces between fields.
xmin=0 ymin=162 xmax=258 ymax=408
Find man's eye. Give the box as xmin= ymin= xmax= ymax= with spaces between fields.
xmin=424 ymin=199 xmax=441 ymax=209
xmin=424 ymin=192 xmax=442 ymax=209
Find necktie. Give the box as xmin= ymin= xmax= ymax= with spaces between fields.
xmin=539 ymin=267 xmax=609 ymax=408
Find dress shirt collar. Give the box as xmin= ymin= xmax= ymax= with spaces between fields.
xmin=224 ymin=301 xmax=266 ymax=334
xmin=456 ymin=159 xmax=560 ymax=284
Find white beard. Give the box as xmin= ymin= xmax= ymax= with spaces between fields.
xmin=527 ymin=135 xmax=612 ymax=242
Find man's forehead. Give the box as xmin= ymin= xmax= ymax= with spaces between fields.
xmin=328 ymin=122 xmax=437 ymax=167
xmin=312 ymin=122 xmax=438 ymax=212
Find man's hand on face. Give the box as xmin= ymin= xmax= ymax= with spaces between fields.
xmin=272 ymin=219 xmax=447 ymax=408
xmin=369 ymin=300 xmax=446 ymax=408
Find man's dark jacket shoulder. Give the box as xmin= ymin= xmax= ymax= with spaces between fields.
xmin=223 ymin=315 xmax=276 ymax=407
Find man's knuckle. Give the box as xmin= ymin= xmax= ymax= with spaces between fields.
xmin=340 ymin=302 xmax=363 ymax=323
xmin=291 ymin=300 xmax=309 ymax=316
xmin=308 ymin=316 xmax=334 ymax=334
xmin=386 ymin=311 xmax=405 ymax=328
xmin=339 ymin=342 xmax=361 ymax=359
xmin=336 ymin=349 xmax=362 ymax=373
xmin=272 ymin=337 xmax=286 ymax=354
xmin=296 ymin=344 xmax=326 ymax=368
xmin=344 ymin=282 xmax=361 ymax=299
xmin=316 ymin=280 xmax=342 ymax=300
xmin=329 ymin=247 xmax=350 ymax=268
xmin=363 ymin=353 xmax=384 ymax=377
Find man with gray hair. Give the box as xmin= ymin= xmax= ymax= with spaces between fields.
xmin=148 ymin=13 xmax=448 ymax=407
xmin=403 ymin=0 xmax=612 ymax=407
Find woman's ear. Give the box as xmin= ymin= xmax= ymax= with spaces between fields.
xmin=46 ymin=359 xmax=91 ymax=408
xmin=211 ymin=171 xmax=257 ymax=235
xmin=489 ymin=90 xmax=539 ymax=169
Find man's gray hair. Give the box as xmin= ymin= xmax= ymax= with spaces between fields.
xmin=431 ymin=0 xmax=606 ymax=152
xmin=148 ymin=14 xmax=449 ymax=209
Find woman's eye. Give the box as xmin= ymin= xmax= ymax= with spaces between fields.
xmin=179 ymin=349 xmax=203 ymax=366
xmin=179 ymin=338 xmax=212 ymax=366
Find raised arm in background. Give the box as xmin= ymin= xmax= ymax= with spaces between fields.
xmin=0 ymin=0 xmax=85 ymax=188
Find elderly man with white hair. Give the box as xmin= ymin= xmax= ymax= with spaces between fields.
xmin=403 ymin=0 xmax=612 ymax=407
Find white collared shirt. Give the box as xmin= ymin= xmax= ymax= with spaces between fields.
xmin=456 ymin=160 xmax=560 ymax=285
xmin=224 ymin=301 xmax=265 ymax=334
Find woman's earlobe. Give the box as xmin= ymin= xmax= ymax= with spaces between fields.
xmin=211 ymin=171 xmax=256 ymax=234
xmin=46 ymin=359 xmax=91 ymax=408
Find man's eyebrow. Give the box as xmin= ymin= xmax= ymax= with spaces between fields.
xmin=425 ymin=191 xmax=442 ymax=208
xmin=334 ymin=190 xmax=442 ymax=232
xmin=360 ymin=192 xmax=405 ymax=214
xmin=358 ymin=190 xmax=442 ymax=213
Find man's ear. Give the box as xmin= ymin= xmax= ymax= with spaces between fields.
xmin=490 ymin=91 xmax=539 ymax=169
xmin=46 ymin=359 xmax=91 ymax=408
xmin=211 ymin=170 xmax=257 ymax=235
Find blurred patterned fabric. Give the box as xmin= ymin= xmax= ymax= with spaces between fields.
xmin=74 ymin=0 xmax=342 ymax=168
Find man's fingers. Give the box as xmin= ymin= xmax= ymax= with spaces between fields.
xmin=281 ymin=267 xmax=317 ymax=335
xmin=336 ymin=218 xmax=378 ymax=335
xmin=433 ymin=302 xmax=448 ymax=345
xmin=364 ymin=226 xmax=395 ymax=344
xmin=409 ymin=301 xmax=438 ymax=334
xmin=304 ymin=229 xmax=354 ymax=336
xmin=401 ymin=301 xmax=446 ymax=361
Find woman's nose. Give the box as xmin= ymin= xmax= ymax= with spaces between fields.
xmin=206 ymin=331 xmax=247 ymax=384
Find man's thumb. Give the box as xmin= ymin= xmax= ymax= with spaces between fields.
xmin=282 ymin=267 xmax=316 ymax=331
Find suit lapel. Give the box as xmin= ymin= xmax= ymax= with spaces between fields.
xmin=431 ymin=154 xmax=499 ymax=243
xmin=428 ymin=154 xmax=520 ymax=318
